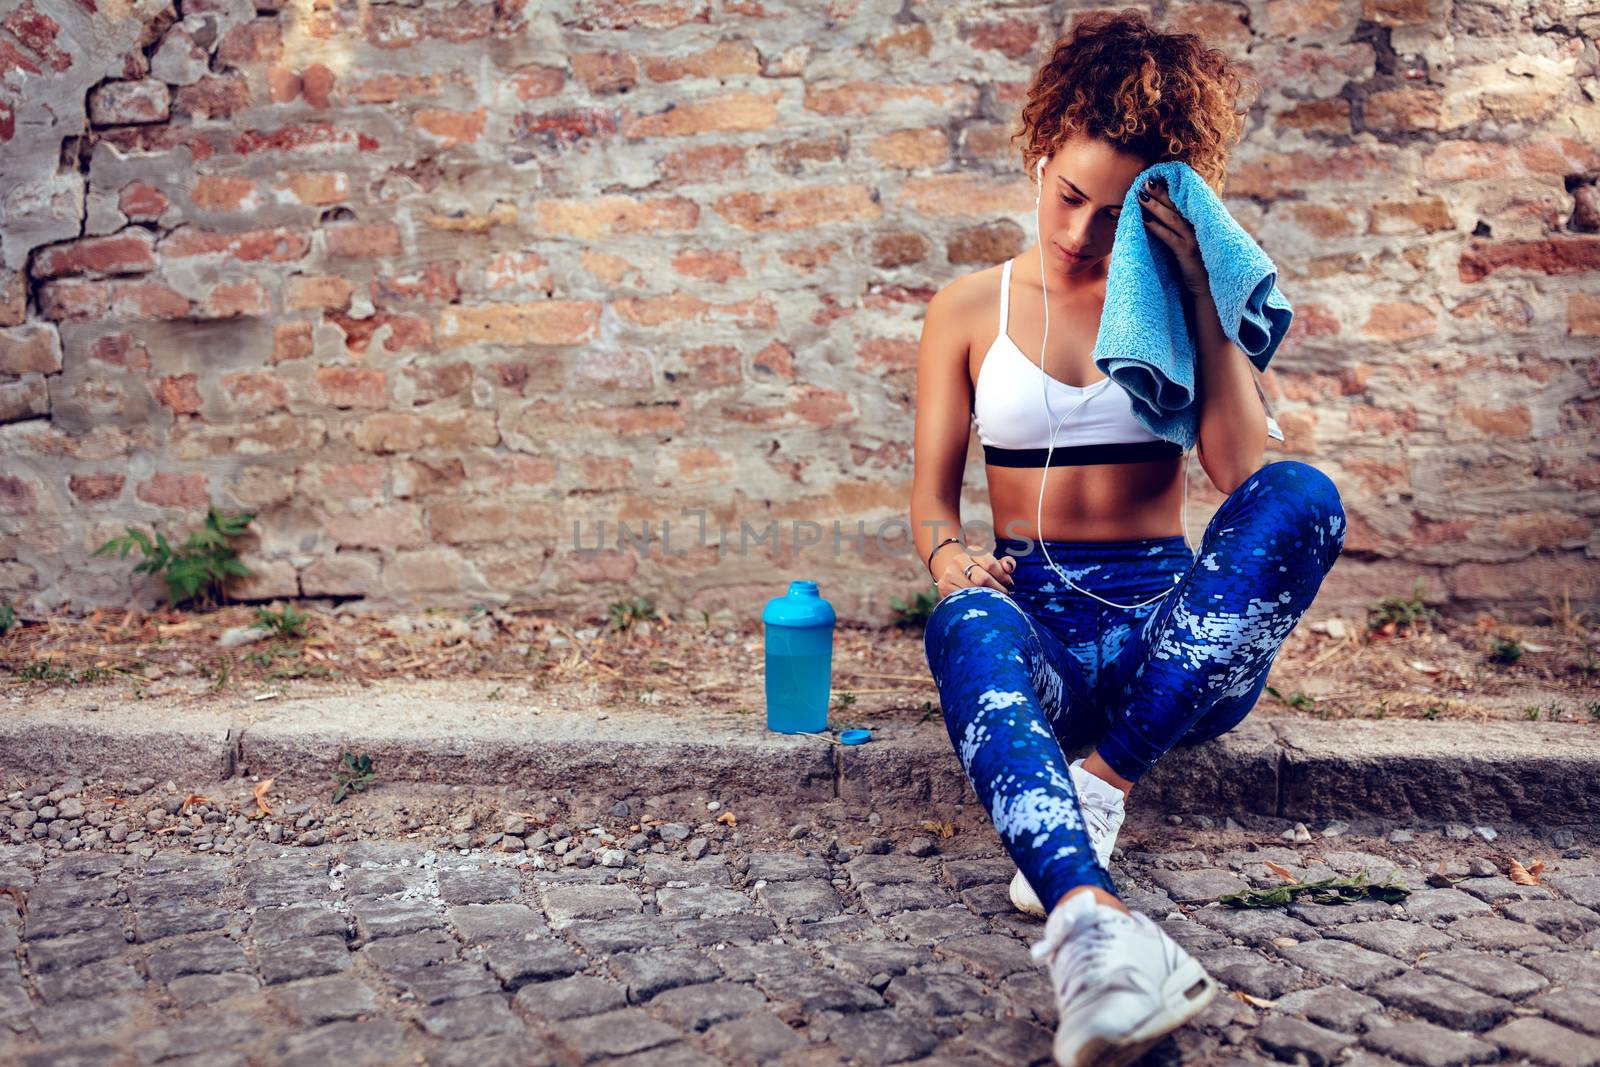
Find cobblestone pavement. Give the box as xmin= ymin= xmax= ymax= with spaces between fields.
xmin=0 ymin=780 xmax=1598 ymax=1066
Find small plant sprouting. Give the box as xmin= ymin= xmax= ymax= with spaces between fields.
xmin=1490 ymin=637 xmax=1523 ymax=665
xmin=93 ymin=507 xmax=256 ymax=610
xmin=1366 ymin=579 xmax=1439 ymax=637
xmin=331 ymin=752 xmax=376 ymax=804
xmin=254 ymin=603 xmax=310 ymax=639
xmin=1522 ymin=705 xmax=1541 ymax=721
xmin=1266 ymin=686 xmax=1316 ymax=711
xmin=831 ymin=690 xmax=857 ymax=712
xmin=1422 ymin=704 xmax=1445 ymax=720
xmin=0 ymin=600 xmax=15 ymax=637
xmin=890 ymin=588 xmax=939 ymax=628
xmin=1589 ymin=701 xmax=1600 ymax=721
xmin=606 ymin=596 xmax=658 ymax=631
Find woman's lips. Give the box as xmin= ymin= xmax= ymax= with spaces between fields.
xmin=1055 ymin=244 xmax=1085 ymax=263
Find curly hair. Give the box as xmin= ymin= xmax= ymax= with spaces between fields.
xmin=1012 ymin=8 xmax=1257 ymax=195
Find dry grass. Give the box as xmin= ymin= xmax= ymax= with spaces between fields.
xmin=1 ymin=591 xmax=1596 ymax=726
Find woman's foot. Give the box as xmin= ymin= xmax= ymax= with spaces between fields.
xmin=1008 ymin=758 xmax=1127 ymax=917
xmin=1031 ymin=890 xmax=1218 ymax=1067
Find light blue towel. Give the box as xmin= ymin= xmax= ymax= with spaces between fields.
xmin=1092 ymin=160 xmax=1291 ymax=450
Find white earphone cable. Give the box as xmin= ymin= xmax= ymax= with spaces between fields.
xmin=1031 ymin=157 xmax=1190 ymax=610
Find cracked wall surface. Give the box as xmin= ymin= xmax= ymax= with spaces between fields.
xmin=0 ymin=0 xmax=1598 ymax=622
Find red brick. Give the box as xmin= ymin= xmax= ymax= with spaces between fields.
xmin=88 ymin=333 xmax=151 ymax=370
xmin=220 ymin=371 xmax=288 ymax=414
xmin=69 ymin=472 xmax=125 ymax=502
xmin=153 ymin=374 xmax=202 ymax=414
xmin=0 ymin=323 xmax=61 ymax=375
xmin=198 ymin=278 xmax=270 ymax=318
xmin=326 ymin=504 xmax=427 ymax=549
xmin=4 ymin=1 xmax=71 ymax=72
xmin=301 ymin=63 xmax=335 ymax=107
xmin=1459 ymin=237 xmax=1600 ymax=283
xmin=0 ymin=474 xmax=37 ymax=515
xmin=325 ymin=222 xmax=402 ymax=258
xmin=172 ymin=73 xmax=252 ymax=119
xmin=272 ymin=322 xmax=314 ymax=363
xmin=32 ymin=230 xmax=157 ymax=279
xmin=315 ymin=366 xmax=387 ymax=408
xmin=413 ymin=107 xmax=486 ymax=147
xmin=119 ymin=182 xmax=168 ymax=221
xmin=135 ymin=471 xmax=207 ymax=508
xmin=161 ymin=227 xmax=310 ymax=262
xmin=191 ymin=175 xmax=257 ymax=212
xmin=108 ymin=280 xmax=191 ymax=319
xmin=217 ymin=18 xmax=282 ymax=67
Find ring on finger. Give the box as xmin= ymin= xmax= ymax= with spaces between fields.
xmin=962 ymin=563 xmax=978 ymax=581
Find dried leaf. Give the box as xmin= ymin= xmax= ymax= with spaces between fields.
xmin=1507 ymin=857 xmax=1543 ymax=885
xmin=252 ymin=777 xmax=275 ymax=816
xmin=716 ymin=810 xmax=737 ymax=827
xmin=0 ymin=885 xmax=26 ymax=916
xmin=1406 ymin=660 xmax=1441 ymax=674
xmin=1231 ymin=990 xmax=1278 ymax=1008
xmin=179 ymin=793 xmax=208 ymax=813
xmin=1264 ymin=860 xmax=1299 ymax=883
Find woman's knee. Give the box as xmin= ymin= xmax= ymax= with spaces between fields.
xmin=1245 ymin=460 xmax=1346 ymax=552
xmin=922 ymin=587 xmax=1026 ymax=674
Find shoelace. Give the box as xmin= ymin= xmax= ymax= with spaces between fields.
xmin=1074 ymin=787 xmax=1122 ymax=861
xmin=1032 ymin=906 xmax=1130 ymax=999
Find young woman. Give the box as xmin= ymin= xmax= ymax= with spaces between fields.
xmin=909 ymin=10 xmax=1346 ymax=1067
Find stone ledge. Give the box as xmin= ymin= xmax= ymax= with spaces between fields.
xmin=1 ymin=695 xmax=1596 ymax=825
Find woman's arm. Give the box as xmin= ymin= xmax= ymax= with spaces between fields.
xmin=1188 ymin=285 xmax=1269 ymax=494
xmin=910 ymin=282 xmax=973 ymax=577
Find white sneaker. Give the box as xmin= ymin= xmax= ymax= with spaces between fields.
xmin=1030 ymin=890 xmax=1218 ymax=1067
xmin=1008 ymin=759 xmax=1127 ymax=918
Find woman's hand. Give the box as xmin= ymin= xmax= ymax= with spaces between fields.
xmin=1139 ymin=176 xmax=1208 ymax=297
xmin=933 ymin=545 xmax=1016 ymax=600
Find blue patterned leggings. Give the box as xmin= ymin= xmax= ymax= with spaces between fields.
xmin=923 ymin=460 xmax=1346 ymax=906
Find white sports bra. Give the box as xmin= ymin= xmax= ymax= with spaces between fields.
xmin=971 ymin=258 xmax=1181 ymax=468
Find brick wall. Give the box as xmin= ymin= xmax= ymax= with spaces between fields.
xmin=1 ymin=0 xmax=1597 ymax=624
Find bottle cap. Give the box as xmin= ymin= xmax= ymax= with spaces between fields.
xmin=838 ymin=729 xmax=872 ymax=745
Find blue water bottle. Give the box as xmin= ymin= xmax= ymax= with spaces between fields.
xmin=761 ymin=579 xmax=836 ymax=733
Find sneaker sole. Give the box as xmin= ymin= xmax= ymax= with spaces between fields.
xmin=1053 ymin=957 xmax=1218 ymax=1067
xmin=1009 ymin=870 xmax=1047 ymax=919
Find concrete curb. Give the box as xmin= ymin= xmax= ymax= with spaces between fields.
xmin=2 ymin=694 xmax=1597 ymax=826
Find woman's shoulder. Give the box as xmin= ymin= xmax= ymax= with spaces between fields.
xmin=931 ymin=260 xmax=1004 ymax=324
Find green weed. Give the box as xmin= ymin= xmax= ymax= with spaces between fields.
xmin=93 ymin=507 xmax=255 ymax=610
xmin=254 ymin=603 xmax=310 ymax=639
xmin=1222 ymin=870 xmax=1410 ymax=909
xmin=1490 ymin=637 xmax=1523 ymax=665
xmin=1366 ymin=579 xmax=1439 ymax=636
xmin=606 ymin=596 xmax=658 ymax=631
xmin=1266 ymin=686 xmax=1316 ymax=711
xmin=331 ymin=752 xmax=376 ymax=804
xmin=889 ymin=587 xmax=939 ymax=628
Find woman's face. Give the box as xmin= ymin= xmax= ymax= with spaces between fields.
xmin=1037 ymin=137 xmax=1150 ymax=278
